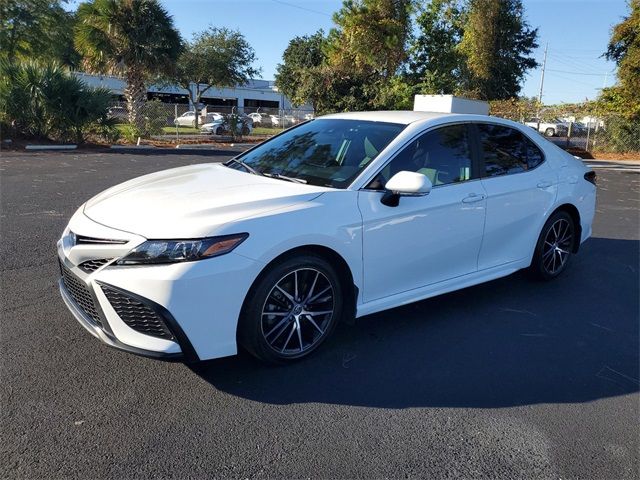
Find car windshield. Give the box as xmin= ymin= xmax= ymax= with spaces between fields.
xmin=229 ymin=119 xmax=405 ymax=188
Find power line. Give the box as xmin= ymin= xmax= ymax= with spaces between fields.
xmin=547 ymin=68 xmax=612 ymax=77
xmin=270 ymin=0 xmax=332 ymax=17
xmin=546 ymin=71 xmax=600 ymax=88
xmin=547 ymin=52 xmax=607 ymax=74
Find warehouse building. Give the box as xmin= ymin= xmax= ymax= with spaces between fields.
xmin=74 ymin=72 xmax=309 ymax=113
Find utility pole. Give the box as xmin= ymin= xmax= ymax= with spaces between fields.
xmin=536 ymin=42 xmax=548 ymax=133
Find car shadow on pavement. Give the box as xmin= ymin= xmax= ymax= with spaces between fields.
xmin=189 ymin=237 xmax=639 ymax=409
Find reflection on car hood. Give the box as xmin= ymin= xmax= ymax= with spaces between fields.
xmin=83 ymin=163 xmax=328 ymax=238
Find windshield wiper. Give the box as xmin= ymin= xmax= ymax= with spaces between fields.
xmin=263 ymin=172 xmax=308 ymax=184
xmin=226 ymin=158 xmax=261 ymax=176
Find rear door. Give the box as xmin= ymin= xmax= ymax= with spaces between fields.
xmin=473 ymin=122 xmax=557 ymax=270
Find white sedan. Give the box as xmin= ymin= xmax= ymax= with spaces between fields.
xmin=57 ymin=111 xmax=596 ymax=363
xmin=201 ymin=117 xmax=252 ymax=136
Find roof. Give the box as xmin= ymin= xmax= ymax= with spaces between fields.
xmin=319 ymin=110 xmax=452 ymax=125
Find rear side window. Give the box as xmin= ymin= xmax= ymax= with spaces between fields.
xmin=477 ymin=124 xmax=544 ymax=177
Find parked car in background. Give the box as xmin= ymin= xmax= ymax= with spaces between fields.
xmin=57 ymin=111 xmax=596 ymax=364
xmin=107 ymin=106 xmax=128 ymax=123
xmin=203 ymin=112 xmax=224 ymax=123
xmin=562 ymin=122 xmax=588 ymax=135
xmin=248 ymin=112 xmax=271 ymax=125
xmin=524 ymin=118 xmax=569 ymax=137
xmin=270 ymin=114 xmax=297 ymax=127
xmin=201 ymin=114 xmax=252 ymax=136
xmin=174 ymin=111 xmax=198 ymax=127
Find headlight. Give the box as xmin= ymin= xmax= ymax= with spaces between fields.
xmin=116 ymin=233 xmax=248 ymax=265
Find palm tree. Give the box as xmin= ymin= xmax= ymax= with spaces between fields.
xmin=74 ymin=0 xmax=181 ymax=128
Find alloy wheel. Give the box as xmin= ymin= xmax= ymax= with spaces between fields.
xmin=260 ymin=268 xmax=335 ymax=356
xmin=542 ymin=218 xmax=573 ymax=275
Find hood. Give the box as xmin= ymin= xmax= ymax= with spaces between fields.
xmin=83 ymin=163 xmax=328 ymax=238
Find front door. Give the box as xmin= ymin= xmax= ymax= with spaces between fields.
xmin=358 ymin=124 xmax=487 ymax=302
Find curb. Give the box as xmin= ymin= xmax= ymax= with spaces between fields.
xmin=108 ymin=144 xmax=248 ymax=156
xmin=26 ymin=144 xmax=77 ymax=151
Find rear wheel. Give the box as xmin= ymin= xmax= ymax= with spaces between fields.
xmin=215 ymin=127 xmax=224 ymax=136
xmin=544 ymin=127 xmax=555 ymax=137
xmin=530 ymin=211 xmax=575 ymax=280
xmin=238 ymin=254 xmax=343 ymax=363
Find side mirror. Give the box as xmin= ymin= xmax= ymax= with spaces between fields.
xmin=381 ymin=171 xmax=432 ymax=207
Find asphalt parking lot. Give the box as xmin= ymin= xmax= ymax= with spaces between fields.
xmin=1 ymin=150 xmax=638 ymax=479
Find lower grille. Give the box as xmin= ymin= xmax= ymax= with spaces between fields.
xmin=101 ymin=285 xmax=175 ymax=340
xmin=60 ymin=261 xmax=102 ymax=327
xmin=78 ymin=258 xmax=112 ymax=273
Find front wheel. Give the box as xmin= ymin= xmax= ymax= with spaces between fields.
xmin=544 ymin=127 xmax=555 ymax=137
xmin=238 ymin=254 xmax=344 ymax=363
xmin=530 ymin=211 xmax=575 ymax=280
xmin=215 ymin=127 xmax=224 ymax=136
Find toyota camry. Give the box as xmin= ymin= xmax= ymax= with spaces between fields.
xmin=57 ymin=111 xmax=596 ymax=363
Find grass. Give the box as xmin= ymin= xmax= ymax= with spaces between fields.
xmin=115 ymin=124 xmax=279 ymax=138
xmin=252 ymin=126 xmax=281 ymax=136
xmin=161 ymin=126 xmax=200 ymax=135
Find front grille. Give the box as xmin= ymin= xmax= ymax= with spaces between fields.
xmin=60 ymin=261 xmax=102 ymax=327
xmin=74 ymin=233 xmax=126 ymax=245
xmin=78 ymin=258 xmax=112 ymax=273
xmin=101 ymin=285 xmax=175 ymax=340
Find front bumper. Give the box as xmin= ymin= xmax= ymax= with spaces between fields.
xmin=57 ymin=210 xmax=262 ymax=361
xmin=59 ymin=277 xmax=188 ymax=361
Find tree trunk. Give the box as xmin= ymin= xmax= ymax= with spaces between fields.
xmin=194 ymin=84 xmax=200 ymax=129
xmin=124 ymin=68 xmax=147 ymax=130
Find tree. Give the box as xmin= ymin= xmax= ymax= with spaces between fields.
xmin=457 ymin=0 xmax=538 ymax=100
xmin=0 ymin=60 xmax=115 ymax=142
xmin=74 ymin=0 xmax=182 ymax=127
xmin=0 ymin=0 xmax=80 ymax=67
xmin=409 ymin=0 xmax=464 ymax=95
xmin=173 ymin=27 xmax=259 ymax=128
xmin=604 ymin=0 xmax=639 ymax=119
xmin=323 ymin=0 xmax=413 ymax=111
xmin=275 ymin=30 xmax=326 ymax=109
xmin=328 ymin=0 xmax=412 ymax=79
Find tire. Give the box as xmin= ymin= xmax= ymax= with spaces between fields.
xmin=215 ymin=127 xmax=224 ymax=136
xmin=544 ymin=127 xmax=555 ymax=137
xmin=238 ymin=254 xmax=344 ymax=364
xmin=530 ymin=211 xmax=576 ymax=280
xmin=241 ymin=126 xmax=250 ymax=136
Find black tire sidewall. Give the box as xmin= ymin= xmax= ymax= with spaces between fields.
xmin=531 ymin=211 xmax=575 ymax=280
xmin=238 ymin=254 xmax=344 ymax=364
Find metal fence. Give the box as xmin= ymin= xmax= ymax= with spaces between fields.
xmin=491 ymin=108 xmax=639 ymax=154
xmin=108 ymin=100 xmax=315 ymax=140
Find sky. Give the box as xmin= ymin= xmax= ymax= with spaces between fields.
xmin=69 ymin=0 xmax=630 ymax=105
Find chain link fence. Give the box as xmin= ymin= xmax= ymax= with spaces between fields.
xmin=107 ymin=100 xmax=315 ymax=142
xmin=490 ymin=102 xmax=639 ymax=155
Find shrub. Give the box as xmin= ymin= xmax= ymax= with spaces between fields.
xmin=0 ymin=60 xmax=117 ymax=143
xmin=140 ymin=99 xmax=168 ymax=137
xmin=595 ymin=116 xmax=640 ymax=153
xmin=119 ymin=124 xmax=141 ymax=143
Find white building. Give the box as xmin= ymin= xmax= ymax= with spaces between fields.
xmin=74 ymin=72 xmax=310 ymax=113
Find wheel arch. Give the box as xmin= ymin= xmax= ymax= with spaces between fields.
xmin=238 ymin=244 xmax=359 ymax=333
xmin=549 ymin=203 xmax=582 ymax=253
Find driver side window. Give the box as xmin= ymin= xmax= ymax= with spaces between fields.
xmin=368 ymin=124 xmax=473 ymax=189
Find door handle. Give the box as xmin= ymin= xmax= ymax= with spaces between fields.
xmin=537 ymin=180 xmax=553 ymax=189
xmin=462 ymin=193 xmax=486 ymax=203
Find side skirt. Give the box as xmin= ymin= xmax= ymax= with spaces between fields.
xmin=355 ymin=260 xmax=529 ymax=318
